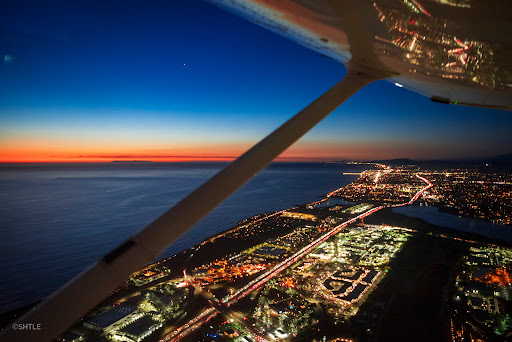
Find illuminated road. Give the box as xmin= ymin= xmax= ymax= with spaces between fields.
xmin=390 ymin=174 xmax=433 ymax=208
xmin=161 ymin=172 xmax=433 ymax=341
xmin=160 ymin=307 xmax=218 ymax=342
xmin=222 ymin=206 xmax=383 ymax=305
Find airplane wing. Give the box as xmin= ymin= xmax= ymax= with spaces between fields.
xmin=209 ymin=0 xmax=512 ymax=109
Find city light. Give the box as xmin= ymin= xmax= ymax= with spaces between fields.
xmin=56 ymin=165 xmax=511 ymax=342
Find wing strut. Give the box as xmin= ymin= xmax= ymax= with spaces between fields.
xmin=1 ymin=65 xmax=391 ymax=342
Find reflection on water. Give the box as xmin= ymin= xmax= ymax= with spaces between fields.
xmin=314 ymin=197 xmax=355 ymax=208
xmin=393 ymin=205 xmax=512 ymax=241
xmin=0 ymin=162 xmax=367 ymax=313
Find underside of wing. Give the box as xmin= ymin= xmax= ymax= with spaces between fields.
xmin=209 ymin=0 xmax=512 ymax=110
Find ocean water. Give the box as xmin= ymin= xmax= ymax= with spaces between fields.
xmin=393 ymin=205 xmax=512 ymax=241
xmin=0 ymin=162 xmax=367 ymax=313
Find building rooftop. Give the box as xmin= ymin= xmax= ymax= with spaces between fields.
xmin=85 ymin=304 xmax=137 ymax=329
xmin=362 ymin=270 xmax=379 ymax=283
xmin=119 ymin=315 xmax=157 ymax=337
xmin=342 ymin=284 xmax=368 ymax=301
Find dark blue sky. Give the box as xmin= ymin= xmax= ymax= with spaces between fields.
xmin=1 ymin=0 xmax=511 ymax=162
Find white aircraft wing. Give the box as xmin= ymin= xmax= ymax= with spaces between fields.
xmin=210 ymin=0 xmax=512 ymax=109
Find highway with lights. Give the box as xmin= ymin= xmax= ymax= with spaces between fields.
xmin=161 ymin=172 xmax=433 ymax=341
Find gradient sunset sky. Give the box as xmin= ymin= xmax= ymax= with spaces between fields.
xmin=1 ymin=0 xmax=511 ymax=163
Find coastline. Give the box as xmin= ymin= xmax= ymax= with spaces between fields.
xmin=0 ymin=161 xmax=368 ymax=315
xmin=0 ymin=165 xmax=372 ymax=326
xmin=3 ymin=164 xmax=511 ymax=337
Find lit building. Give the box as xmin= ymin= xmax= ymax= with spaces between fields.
xmin=113 ymin=315 xmax=163 ymax=342
xmin=83 ymin=304 xmax=139 ymax=333
xmin=281 ymin=211 xmax=317 ymax=221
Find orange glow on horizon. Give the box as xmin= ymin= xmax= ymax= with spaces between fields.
xmin=0 ymin=137 xmax=382 ymax=163
xmin=0 ymin=154 xmax=341 ymax=163
xmin=0 ymin=147 xmax=324 ymax=163
xmin=0 ymin=138 xmax=251 ymax=163
xmin=0 ymin=136 xmax=454 ymax=163
xmin=0 ymin=150 xmax=244 ymax=163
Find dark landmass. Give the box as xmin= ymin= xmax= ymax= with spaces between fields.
xmin=368 ymin=153 xmax=512 ymax=170
xmin=110 ymin=160 xmax=154 ymax=163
